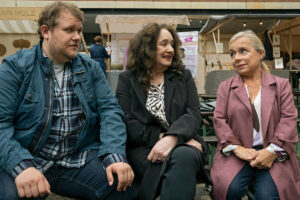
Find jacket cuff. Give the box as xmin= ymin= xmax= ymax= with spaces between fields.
xmin=12 ymin=160 xmax=35 ymax=178
xmin=266 ymin=143 xmax=288 ymax=162
xmin=102 ymin=154 xmax=127 ymax=169
xmin=222 ymin=144 xmax=239 ymax=156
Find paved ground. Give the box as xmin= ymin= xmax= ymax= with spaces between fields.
xmin=46 ymin=184 xmax=212 ymax=200
xmin=46 ymin=141 xmax=300 ymax=200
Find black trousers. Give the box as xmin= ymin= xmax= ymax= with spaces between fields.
xmin=134 ymin=145 xmax=204 ymax=200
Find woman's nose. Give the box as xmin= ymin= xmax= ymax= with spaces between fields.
xmin=166 ymin=44 xmax=174 ymax=52
xmin=234 ymin=52 xmax=242 ymax=61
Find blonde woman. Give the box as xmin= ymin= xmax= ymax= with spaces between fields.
xmin=211 ymin=30 xmax=300 ymax=200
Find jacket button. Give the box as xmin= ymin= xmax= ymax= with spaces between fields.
xmin=90 ymin=94 xmax=94 ymax=99
xmin=27 ymin=94 xmax=32 ymax=99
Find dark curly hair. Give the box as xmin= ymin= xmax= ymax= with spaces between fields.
xmin=126 ymin=23 xmax=184 ymax=90
xmin=38 ymin=2 xmax=84 ymax=40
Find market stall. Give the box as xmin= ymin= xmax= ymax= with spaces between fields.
xmin=94 ymin=15 xmax=190 ymax=93
xmin=194 ymin=15 xmax=300 ymax=94
xmin=95 ymin=15 xmax=190 ymax=70
xmin=0 ymin=7 xmax=43 ymax=63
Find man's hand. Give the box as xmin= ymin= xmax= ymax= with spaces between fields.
xmin=186 ymin=139 xmax=202 ymax=152
xmin=15 ymin=167 xmax=51 ymax=198
xmin=106 ymin=162 xmax=134 ymax=192
xmin=147 ymin=135 xmax=178 ymax=163
xmin=250 ymin=149 xmax=278 ymax=169
xmin=233 ymin=146 xmax=258 ymax=162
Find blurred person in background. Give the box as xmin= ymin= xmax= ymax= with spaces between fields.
xmin=90 ymin=36 xmax=111 ymax=76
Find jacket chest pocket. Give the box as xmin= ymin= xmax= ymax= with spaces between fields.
xmin=24 ymin=88 xmax=40 ymax=103
xmin=74 ymin=72 xmax=97 ymax=112
xmin=84 ymin=87 xmax=97 ymax=112
xmin=15 ymin=87 xmax=41 ymax=128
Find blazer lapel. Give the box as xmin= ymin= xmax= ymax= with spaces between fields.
xmin=232 ymin=75 xmax=252 ymax=114
xmin=261 ymin=71 xmax=276 ymax=141
xmin=130 ymin=76 xmax=147 ymax=106
xmin=164 ymin=71 xmax=175 ymax=123
xmin=130 ymin=74 xmax=169 ymax=130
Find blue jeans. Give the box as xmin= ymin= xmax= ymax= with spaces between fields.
xmin=226 ymin=163 xmax=279 ymax=200
xmin=0 ymin=150 xmax=133 ymax=200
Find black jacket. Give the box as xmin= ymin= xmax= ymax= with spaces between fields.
xmin=116 ymin=68 xmax=208 ymax=199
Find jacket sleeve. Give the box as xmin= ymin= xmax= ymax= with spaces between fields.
xmin=269 ymin=79 xmax=298 ymax=156
xmin=91 ymin=61 xmax=127 ymax=157
xmin=0 ymin=56 xmax=35 ymax=176
xmin=116 ymin=72 xmax=161 ymax=149
xmin=213 ymin=81 xmax=242 ymax=149
xmin=165 ymin=70 xmax=202 ymax=143
xmin=103 ymin=47 xmax=110 ymax=59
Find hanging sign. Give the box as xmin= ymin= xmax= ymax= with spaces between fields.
xmin=0 ymin=7 xmax=42 ymax=20
xmin=178 ymin=31 xmax=198 ymax=78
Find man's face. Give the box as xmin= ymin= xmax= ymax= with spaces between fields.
xmin=42 ymin=10 xmax=83 ymax=64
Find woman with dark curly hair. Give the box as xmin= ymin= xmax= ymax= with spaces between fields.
xmin=116 ymin=23 xmax=208 ymax=200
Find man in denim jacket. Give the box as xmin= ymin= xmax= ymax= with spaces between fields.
xmin=0 ymin=2 xmax=134 ymax=199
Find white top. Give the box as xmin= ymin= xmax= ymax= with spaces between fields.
xmin=247 ymin=86 xmax=263 ymax=146
xmin=223 ymin=85 xmax=284 ymax=155
xmin=53 ymin=63 xmax=64 ymax=88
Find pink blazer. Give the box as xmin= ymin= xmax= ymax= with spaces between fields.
xmin=211 ymin=71 xmax=300 ymax=200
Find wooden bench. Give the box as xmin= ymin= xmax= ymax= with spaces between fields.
xmin=201 ymin=112 xmax=214 ymax=137
xmin=203 ymin=136 xmax=218 ymax=166
xmin=296 ymin=118 xmax=300 ymax=153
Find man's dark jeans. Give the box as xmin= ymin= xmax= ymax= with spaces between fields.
xmin=0 ymin=150 xmax=133 ymax=200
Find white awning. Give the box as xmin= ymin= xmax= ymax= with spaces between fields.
xmin=95 ymin=15 xmax=190 ymax=34
xmin=0 ymin=20 xmax=38 ymax=33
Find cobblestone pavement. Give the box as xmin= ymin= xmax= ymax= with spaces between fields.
xmin=46 ymin=141 xmax=300 ymax=200
xmin=46 ymin=184 xmax=212 ymax=200
xmin=195 ymin=184 xmax=211 ymax=200
xmin=47 ymin=184 xmax=245 ymax=200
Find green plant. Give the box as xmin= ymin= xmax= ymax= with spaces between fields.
xmin=111 ymin=64 xmax=124 ymax=70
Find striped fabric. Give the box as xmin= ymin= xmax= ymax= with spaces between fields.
xmin=0 ymin=20 xmax=38 ymax=33
xmin=146 ymin=82 xmax=169 ymax=126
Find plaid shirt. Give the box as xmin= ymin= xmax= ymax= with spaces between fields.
xmin=12 ymin=63 xmax=126 ymax=177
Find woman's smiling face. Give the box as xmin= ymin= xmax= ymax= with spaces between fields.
xmin=154 ymin=28 xmax=175 ymax=72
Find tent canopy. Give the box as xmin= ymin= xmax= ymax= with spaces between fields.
xmin=0 ymin=20 xmax=38 ymax=33
xmin=276 ymin=17 xmax=300 ymax=35
xmin=0 ymin=7 xmax=40 ymax=34
xmin=95 ymin=15 xmax=190 ymax=34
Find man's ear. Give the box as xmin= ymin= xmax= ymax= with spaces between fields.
xmin=40 ymin=25 xmax=50 ymax=40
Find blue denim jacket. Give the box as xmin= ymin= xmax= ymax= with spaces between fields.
xmin=0 ymin=42 xmax=127 ymax=176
